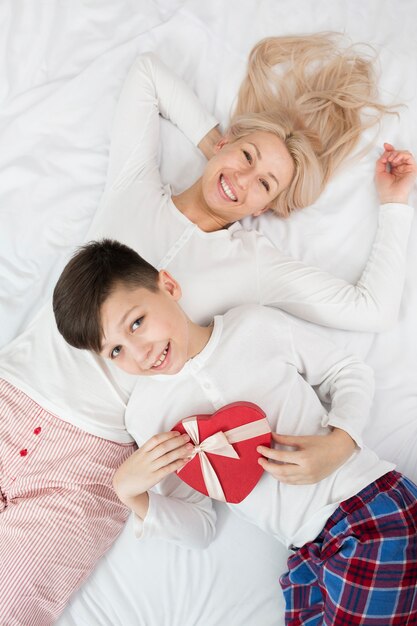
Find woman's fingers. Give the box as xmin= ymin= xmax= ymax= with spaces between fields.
xmin=387 ymin=151 xmax=414 ymax=164
xmin=375 ymin=144 xmax=416 ymax=204
xmin=379 ymin=146 xmax=415 ymax=166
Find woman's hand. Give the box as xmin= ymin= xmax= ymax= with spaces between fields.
xmin=198 ymin=125 xmax=223 ymax=159
xmin=375 ymin=143 xmax=417 ymax=205
xmin=113 ymin=431 xmax=193 ymax=507
xmin=256 ymin=428 xmax=356 ymax=485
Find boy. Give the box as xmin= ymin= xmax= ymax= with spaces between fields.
xmin=53 ymin=239 xmax=417 ymax=625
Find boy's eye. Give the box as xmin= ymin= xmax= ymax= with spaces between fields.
xmin=110 ymin=346 xmax=121 ymax=359
xmin=261 ymin=179 xmax=270 ymax=192
xmin=243 ymin=149 xmax=253 ymax=164
xmin=131 ymin=317 xmax=144 ymax=331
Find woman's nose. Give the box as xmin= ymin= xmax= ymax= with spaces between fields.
xmin=235 ymin=170 xmax=250 ymax=189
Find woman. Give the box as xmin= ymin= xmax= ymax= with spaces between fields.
xmin=0 ymin=34 xmax=415 ymax=624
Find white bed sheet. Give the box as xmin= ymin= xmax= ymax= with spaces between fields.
xmin=0 ymin=1 xmax=416 ymax=625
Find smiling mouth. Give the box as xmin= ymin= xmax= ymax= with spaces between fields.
xmin=151 ymin=343 xmax=170 ymax=369
xmin=219 ymin=174 xmax=237 ymax=201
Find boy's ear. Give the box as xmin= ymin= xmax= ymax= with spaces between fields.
xmin=158 ymin=270 xmax=182 ymax=300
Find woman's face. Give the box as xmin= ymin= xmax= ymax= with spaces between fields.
xmin=201 ymin=131 xmax=295 ymax=222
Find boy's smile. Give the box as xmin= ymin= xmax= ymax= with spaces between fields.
xmin=99 ymin=271 xmax=212 ymax=376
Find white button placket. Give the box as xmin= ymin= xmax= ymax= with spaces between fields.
xmin=198 ymin=375 xmax=225 ymax=410
xmin=157 ymin=224 xmax=196 ymax=269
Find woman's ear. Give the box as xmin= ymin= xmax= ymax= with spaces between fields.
xmin=214 ymin=133 xmax=232 ymax=152
xmin=158 ymin=270 xmax=182 ymax=300
xmin=214 ymin=138 xmax=226 ymax=152
xmin=252 ymin=205 xmax=271 ymax=217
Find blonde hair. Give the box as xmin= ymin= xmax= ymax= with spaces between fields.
xmin=230 ymin=33 xmax=395 ymax=217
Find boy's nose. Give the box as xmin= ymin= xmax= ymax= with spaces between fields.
xmin=130 ymin=340 xmax=152 ymax=367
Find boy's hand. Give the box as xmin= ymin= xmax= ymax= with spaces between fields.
xmin=256 ymin=428 xmax=356 ymax=485
xmin=113 ymin=431 xmax=193 ymax=506
xmin=375 ymin=143 xmax=417 ymax=205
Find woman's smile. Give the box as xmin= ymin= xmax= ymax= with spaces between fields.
xmin=218 ymin=174 xmax=238 ymax=202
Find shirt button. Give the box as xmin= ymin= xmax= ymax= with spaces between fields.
xmin=34 ymin=426 xmax=41 ymax=435
xmin=203 ymin=383 xmax=211 ymax=389
xmin=20 ymin=449 xmax=28 ymax=457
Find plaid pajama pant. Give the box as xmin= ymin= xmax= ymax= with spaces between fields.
xmin=281 ymin=470 xmax=417 ymax=625
xmin=0 ymin=379 xmax=136 ymax=626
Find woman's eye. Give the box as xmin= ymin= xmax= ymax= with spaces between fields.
xmin=131 ymin=317 xmax=144 ymax=331
xmin=110 ymin=346 xmax=121 ymax=359
xmin=243 ymin=150 xmax=252 ymax=164
xmin=261 ymin=179 xmax=270 ymax=192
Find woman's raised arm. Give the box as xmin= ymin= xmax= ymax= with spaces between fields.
xmin=105 ymin=53 xmax=218 ymax=191
xmin=258 ymin=148 xmax=416 ymax=332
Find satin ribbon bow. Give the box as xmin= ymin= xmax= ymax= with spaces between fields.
xmin=179 ymin=416 xmax=271 ymax=502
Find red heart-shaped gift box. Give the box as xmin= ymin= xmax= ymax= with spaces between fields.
xmin=171 ymin=401 xmax=271 ymax=504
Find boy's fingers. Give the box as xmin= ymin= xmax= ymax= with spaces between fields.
xmin=149 ymin=435 xmax=192 ymax=462
xmin=258 ymin=458 xmax=300 ymax=481
xmin=257 ymin=445 xmax=300 ymax=465
xmin=152 ymin=443 xmax=194 ymax=469
xmin=157 ymin=457 xmax=189 ymax=480
xmin=270 ymin=432 xmax=303 ymax=447
xmin=144 ymin=430 xmax=188 ymax=453
xmin=259 ymin=458 xmax=318 ymax=484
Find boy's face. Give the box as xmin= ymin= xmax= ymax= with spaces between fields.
xmin=99 ymin=272 xmax=192 ymax=376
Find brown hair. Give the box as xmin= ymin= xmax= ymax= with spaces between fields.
xmin=230 ymin=33 xmax=396 ymax=216
xmin=53 ymin=239 xmax=159 ymax=352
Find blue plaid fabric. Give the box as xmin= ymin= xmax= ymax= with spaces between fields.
xmin=280 ymin=470 xmax=417 ymax=625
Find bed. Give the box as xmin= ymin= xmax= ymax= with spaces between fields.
xmin=1 ymin=1 xmax=416 ymax=624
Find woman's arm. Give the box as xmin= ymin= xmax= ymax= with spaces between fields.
xmin=258 ymin=147 xmax=416 ymax=332
xmin=105 ymin=52 xmax=218 ymax=191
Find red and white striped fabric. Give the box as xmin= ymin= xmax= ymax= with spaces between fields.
xmin=0 ymin=379 xmax=136 ymax=626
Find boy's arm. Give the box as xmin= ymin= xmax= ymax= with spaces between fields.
xmin=258 ymin=428 xmax=356 ymax=485
xmin=258 ymin=314 xmax=374 ymax=484
xmin=133 ymin=477 xmax=216 ymax=549
xmin=113 ymin=431 xmax=216 ymax=549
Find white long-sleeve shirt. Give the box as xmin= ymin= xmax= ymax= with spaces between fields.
xmin=0 ymin=53 xmax=413 ymax=442
xmin=126 ymin=305 xmax=394 ymax=549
